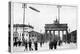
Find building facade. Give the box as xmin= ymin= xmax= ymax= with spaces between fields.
xmin=13 ymin=24 xmax=34 ymax=43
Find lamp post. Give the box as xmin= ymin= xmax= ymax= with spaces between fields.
xmin=22 ymin=3 xmax=27 ymax=40
xmin=22 ymin=3 xmax=40 ymax=41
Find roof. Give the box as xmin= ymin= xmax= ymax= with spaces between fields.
xmin=8 ymin=24 xmax=34 ymax=29
xmin=14 ymin=24 xmax=34 ymax=29
xmin=29 ymin=31 xmax=41 ymax=35
xmin=45 ymin=24 xmax=68 ymax=28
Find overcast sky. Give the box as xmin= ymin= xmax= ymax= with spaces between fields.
xmin=13 ymin=3 xmax=77 ymax=33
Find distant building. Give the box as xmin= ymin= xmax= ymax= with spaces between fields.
xmin=63 ymin=30 xmax=77 ymax=43
xmin=13 ymin=24 xmax=34 ymax=42
xmin=29 ymin=31 xmax=41 ymax=42
xmin=70 ymin=30 xmax=77 ymax=43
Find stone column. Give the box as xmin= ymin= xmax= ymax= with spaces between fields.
xmin=62 ymin=31 xmax=64 ymax=41
xmin=53 ymin=31 xmax=55 ymax=40
xmin=49 ymin=30 xmax=52 ymax=40
xmin=45 ymin=30 xmax=47 ymax=40
xmin=49 ymin=30 xmax=51 ymax=36
xmin=45 ymin=30 xmax=47 ymax=35
xmin=66 ymin=30 xmax=68 ymax=42
xmin=58 ymin=31 xmax=60 ymax=40
xmin=53 ymin=30 xmax=55 ymax=37
xmin=45 ymin=30 xmax=47 ymax=37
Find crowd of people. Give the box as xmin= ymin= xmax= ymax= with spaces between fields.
xmin=24 ymin=39 xmax=38 ymax=51
xmin=13 ymin=36 xmax=63 ymax=51
xmin=49 ymin=39 xmax=62 ymax=50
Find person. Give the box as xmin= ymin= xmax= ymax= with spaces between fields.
xmin=24 ymin=40 xmax=28 ymax=51
xmin=14 ymin=41 xmax=17 ymax=47
xmin=13 ymin=37 xmax=17 ymax=47
xmin=49 ymin=41 xmax=54 ymax=49
xmin=29 ymin=39 xmax=33 ymax=51
xmin=40 ymin=42 xmax=42 ymax=47
xmin=18 ymin=40 xmax=22 ymax=46
xmin=58 ymin=40 xmax=62 ymax=46
xmin=53 ymin=39 xmax=57 ymax=49
xmin=34 ymin=41 xmax=38 ymax=50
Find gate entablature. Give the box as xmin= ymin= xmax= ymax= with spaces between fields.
xmin=45 ymin=24 xmax=68 ymax=31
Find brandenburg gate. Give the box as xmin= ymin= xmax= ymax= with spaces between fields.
xmin=45 ymin=19 xmax=68 ymax=42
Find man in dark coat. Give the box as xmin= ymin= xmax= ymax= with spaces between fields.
xmin=29 ymin=40 xmax=32 ymax=51
xmin=58 ymin=40 xmax=62 ymax=46
xmin=49 ymin=37 xmax=54 ymax=50
xmin=18 ymin=40 xmax=22 ymax=46
xmin=53 ymin=39 xmax=57 ymax=49
xmin=49 ymin=41 xmax=54 ymax=49
xmin=34 ymin=41 xmax=38 ymax=50
xmin=24 ymin=40 xmax=28 ymax=51
xmin=40 ymin=42 xmax=42 ymax=47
